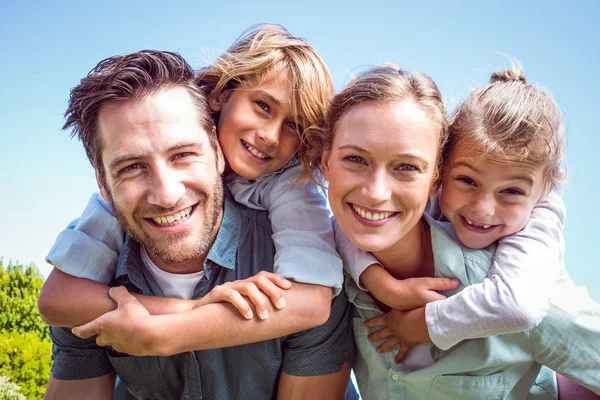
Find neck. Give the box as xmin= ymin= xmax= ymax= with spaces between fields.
xmin=372 ymin=218 xmax=434 ymax=279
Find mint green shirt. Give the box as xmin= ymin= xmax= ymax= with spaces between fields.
xmin=347 ymin=214 xmax=600 ymax=400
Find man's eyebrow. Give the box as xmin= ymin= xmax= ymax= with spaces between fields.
xmin=338 ymin=144 xmax=430 ymax=167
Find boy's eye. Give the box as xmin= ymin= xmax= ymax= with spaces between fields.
xmin=342 ymin=155 xmax=366 ymax=165
xmin=502 ymin=188 xmax=525 ymax=196
xmin=395 ymin=163 xmax=420 ymax=172
xmin=255 ymin=100 xmax=270 ymax=113
xmin=457 ymin=176 xmax=476 ymax=186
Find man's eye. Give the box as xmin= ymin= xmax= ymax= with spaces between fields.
xmin=119 ymin=164 xmax=142 ymax=174
xmin=255 ymin=101 xmax=270 ymax=113
xmin=172 ymin=152 xmax=194 ymax=160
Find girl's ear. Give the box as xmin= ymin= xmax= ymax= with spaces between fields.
xmin=208 ymin=90 xmax=230 ymax=112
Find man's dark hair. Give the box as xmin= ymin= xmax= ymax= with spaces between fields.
xmin=63 ymin=50 xmax=217 ymax=179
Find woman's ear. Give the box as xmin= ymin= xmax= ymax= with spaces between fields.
xmin=208 ymin=90 xmax=230 ymax=112
xmin=321 ymin=150 xmax=331 ymax=180
xmin=429 ymin=167 xmax=443 ymax=197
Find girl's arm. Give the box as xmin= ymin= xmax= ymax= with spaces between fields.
xmin=426 ymin=191 xmax=565 ymax=350
xmin=227 ymin=164 xmax=342 ymax=295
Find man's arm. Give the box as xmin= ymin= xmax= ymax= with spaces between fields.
xmin=44 ymin=374 xmax=115 ymax=400
xmin=72 ymin=280 xmax=332 ymax=356
xmin=277 ymin=363 xmax=351 ymax=400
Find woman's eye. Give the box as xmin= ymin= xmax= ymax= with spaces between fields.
xmin=342 ymin=155 xmax=366 ymax=165
xmin=395 ymin=163 xmax=419 ymax=172
xmin=255 ymin=101 xmax=270 ymax=113
xmin=457 ymin=176 xmax=476 ymax=186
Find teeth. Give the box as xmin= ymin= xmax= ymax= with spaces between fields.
xmin=243 ymin=141 xmax=269 ymax=159
xmin=465 ymin=218 xmax=491 ymax=229
xmin=352 ymin=205 xmax=393 ymax=221
xmin=152 ymin=206 xmax=193 ymax=227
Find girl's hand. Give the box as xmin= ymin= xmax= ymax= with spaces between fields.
xmin=194 ymin=271 xmax=292 ymax=320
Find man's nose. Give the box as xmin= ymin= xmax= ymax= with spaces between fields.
xmin=147 ymin=167 xmax=185 ymax=209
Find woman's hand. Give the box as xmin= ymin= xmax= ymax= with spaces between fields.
xmin=364 ymin=307 xmax=431 ymax=362
xmin=194 ymin=271 xmax=292 ymax=320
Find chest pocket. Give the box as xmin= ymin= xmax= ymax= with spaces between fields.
xmin=428 ymin=372 xmax=508 ymax=400
xmin=107 ymin=349 xmax=178 ymax=400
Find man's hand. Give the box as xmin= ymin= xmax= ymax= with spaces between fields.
xmin=194 ymin=271 xmax=292 ymax=320
xmin=364 ymin=307 xmax=430 ymax=362
xmin=72 ymin=286 xmax=160 ymax=356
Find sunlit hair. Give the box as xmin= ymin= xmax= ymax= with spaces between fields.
xmin=445 ymin=66 xmax=565 ymax=192
xmin=64 ymin=50 xmax=216 ymax=180
xmin=196 ymin=23 xmax=334 ymax=178
xmin=305 ymin=64 xmax=448 ymax=182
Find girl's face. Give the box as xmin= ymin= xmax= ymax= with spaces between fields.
xmin=210 ymin=73 xmax=302 ymax=180
xmin=322 ymin=101 xmax=440 ymax=253
xmin=439 ymin=139 xmax=546 ymax=249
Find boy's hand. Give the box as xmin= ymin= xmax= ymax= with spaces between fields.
xmin=194 ymin=271 xmax=292 ymax=320
xmin=360 ymin=264 xmax=460 ymax=310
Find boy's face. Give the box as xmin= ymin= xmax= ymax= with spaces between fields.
xmin=439 ymin=139 xmax=546 ymax=249
xmin=209 ymin=73 xmax=302 ymax=180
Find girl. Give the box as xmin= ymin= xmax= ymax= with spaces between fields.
xmin=307 ymin=65 xmax=600 ymax=398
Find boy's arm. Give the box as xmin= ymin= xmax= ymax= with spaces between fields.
xmin=426 ymin=191 xmax=565 ymax=350
xmin=228 ymin=164 xmax=343 ymax=294
xmin=46 ymin=192 xmax=124 ymax=284
xmin=44 ymin=375 xmax=115 ymax=400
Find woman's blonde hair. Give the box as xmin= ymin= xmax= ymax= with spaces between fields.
xmin=305 ymin=64 xmax=448 ymax=182
xmin=446 ymin=66 xmax=565 ymax=192
xmin=196 ymin=23 xmax=334 ymax=177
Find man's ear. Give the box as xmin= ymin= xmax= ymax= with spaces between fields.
xmin=95 ymin=170 xmax=112 ymax=204
xmin=208 ymin=89 xmax=230 ymax=112
xmin=215 ymin=130 xmax=226 ymax=175
xmin=321 ymin=150 xmax=331 ymax=181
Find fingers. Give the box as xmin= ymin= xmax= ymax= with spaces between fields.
xmin=364 ymin=315 xmax=386 ymax=329
xmin=394 ymin=342 xmax=415 ymax=363
xmin=108 ymin=286 xmax=136 ymax=305
xmin=208 ymin=286 xmax=257 ymax=320
xmin=252 ymin=272 xmax=289 ymax=310
xmin=72 ymin=318 xmax=102 ymax=339
xmin=368 ymin=327 xmax=392 ymax=342
xmin=422 ymin=277 xmax=461 ymax=291
xmin=377 ymin=337 xmax=402 ymax=353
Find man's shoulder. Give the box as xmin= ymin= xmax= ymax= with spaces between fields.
xmin=224 ymin=190 xmax=272 ymax=235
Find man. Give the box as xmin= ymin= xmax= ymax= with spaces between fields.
xmin=40 ymin=50 xmax=353 ymax=399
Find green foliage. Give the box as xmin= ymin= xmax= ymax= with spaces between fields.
xmin=0 ymin=332 xmax=51 ymax=400
xmin=0 ymin=375 xmax=26 ymax=400
xmin=0 ymin=260 xmax=49 ymax=341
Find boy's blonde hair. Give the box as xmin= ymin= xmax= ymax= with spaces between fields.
xmin=446 ymin=67 xmax=565 ymax=192
xmin=305 ymin=64 xmax=448 ymax=182
xmin=196 ymin=23 xmax=334 ymax=177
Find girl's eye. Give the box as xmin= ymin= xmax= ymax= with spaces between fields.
xmin=342 ymin=155 xmax=366 ymax=165
xmin=502 ymin=188 xmax=525 ymax=196
xmin=395 ymin=163 xmax=420 ymax=172
xmin=256 ymin=101 xmax=270 ymax=113
xmin=457 ymin=176 xmax=476 ymax=186
xmin=286 ymin=120 xmax=303 ymax=133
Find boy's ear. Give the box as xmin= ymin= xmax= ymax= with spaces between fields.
xmin=208 ymin=90 xmax=230 ymax=112
xmin=95 ymin=170 xmax=112 ymax=204
xmin=321 ymin=151 xmax=331 ymax=180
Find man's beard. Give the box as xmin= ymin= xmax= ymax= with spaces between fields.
xmin=109 ymin=177 xmax=224 ymax=267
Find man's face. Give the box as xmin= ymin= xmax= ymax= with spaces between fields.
xmin=96 ymin=87 xmax=225 ymax=272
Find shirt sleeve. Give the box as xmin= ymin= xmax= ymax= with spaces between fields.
xmin=46 ymin=193 xmax=124 ymax=284
xmin=281 ymin=286 xmax=355 ymax=376
xmin=332 ymin=219 xmax=380 ymax=291
xmin=50 ymin=326 xmax=114 ymax=380
xmin=227 ymin=165 xmax=343 ymax=295
xmin=426 ymin=191 xmax=566 ymax=350
xmin=532 ymin=282 xmax=600 ymax=395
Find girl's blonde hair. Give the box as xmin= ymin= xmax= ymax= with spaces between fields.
xmin=446 ymin=67 xmax=565 ymax=192
xmin=196 ymin=23 xmax=334 ymax=178
xmin=305 ymin=64 xmax=448 ymax=182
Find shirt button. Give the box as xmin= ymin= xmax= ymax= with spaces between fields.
xmin=392 ymin=374 xmax=399 ymax=380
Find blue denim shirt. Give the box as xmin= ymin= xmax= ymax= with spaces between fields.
xmin=348 ymin=214 xmax=600 ymax=400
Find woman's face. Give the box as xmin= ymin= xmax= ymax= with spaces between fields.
xmin=322 ymin=100 xmax=440 ymax=253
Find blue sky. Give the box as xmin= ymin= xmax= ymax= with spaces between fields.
xmin=1 ymin=0 xmax=598 ymax=301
